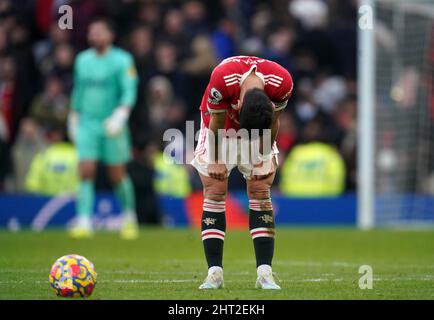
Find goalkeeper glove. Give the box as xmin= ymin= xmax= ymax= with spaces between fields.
xmin=104 ymin=106 xmax=131 ymax=137
xmin=67 ymin=111 xmax=79 ymax=142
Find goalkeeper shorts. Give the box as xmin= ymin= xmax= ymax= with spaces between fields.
xmin=76 ymin=118 xmax=131 ymax=165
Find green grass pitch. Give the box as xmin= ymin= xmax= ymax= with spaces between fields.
xmin=1 ymin=228 xmax=433 ymax=299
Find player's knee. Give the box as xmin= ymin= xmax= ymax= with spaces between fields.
xmin=247 ymin=185 xmax=271 ymax=200
xmin=203 ymin=187 xmax=227 ymax=202
xmin=109 ymin=171 xmax=124 ymax=186
xmin=248 ymin=190 xmax=270 ymax=200
xmin=107 ymin=165 xmax=127 ymax=186
xmin=79 ymin=163 xmax=96 ymax=180
xmin=247 ymin=179 xmax=273 ymax=200
xmin=200 ymin=175 xmax=227 ymax=202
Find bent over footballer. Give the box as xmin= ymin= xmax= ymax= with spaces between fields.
xmin=191 ymin=56 xmax=294 ymax=289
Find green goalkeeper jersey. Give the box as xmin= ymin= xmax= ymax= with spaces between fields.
xmin=71 ymin=46 xmax=138 ymax=120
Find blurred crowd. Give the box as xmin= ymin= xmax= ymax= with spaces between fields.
xmin=0 ymin=0 xmax=358 ymax=210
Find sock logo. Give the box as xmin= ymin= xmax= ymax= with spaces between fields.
xmin=259 ymin=214 xmax=274 ymax=224
xmin=203 ymin=217 xmax=217 ymax=226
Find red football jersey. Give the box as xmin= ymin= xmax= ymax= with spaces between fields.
xmin=199 ymin=56 xmax=294 ymax=130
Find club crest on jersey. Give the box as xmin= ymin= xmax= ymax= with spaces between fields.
xmin=208 ymin=88 xmax=223 ymax=105
xmin=259 ymin=214 xmax=274 ymax=224
xmin=203 ymin=217 xmax=217 ymax=226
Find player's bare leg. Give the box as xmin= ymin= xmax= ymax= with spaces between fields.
xmin=247 ymin=167 xmax=281 ymax=289
xmin=70 ymin=161 xmax=97 ymax=239
xmin=107 ymin=164 xmax=139 ymax=240
xmin=198 ymin=172 xmax=228 ymax=289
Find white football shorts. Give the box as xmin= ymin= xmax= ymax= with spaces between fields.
xmin=190 ymin=122 xmax=279 ymax=179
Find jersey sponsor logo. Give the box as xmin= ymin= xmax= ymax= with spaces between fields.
xmin=208 ymin=87 xmax=223 ymax=104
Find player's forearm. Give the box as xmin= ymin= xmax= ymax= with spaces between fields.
xmin=271 ymin=117 xmax=280 ymax=147
xmin=120 ymin=65 xmax=138 ymax=108
xmin=259 ymin=116 xmax=279 ymax=156
xmin=119 ymin=86 xmax=137 ymax=109
xmin=70 ymin=88 xmax=82 ymax=112
xmin=208 ymin=113 xmax=226 ymax=163
xmin=119 ymin=91 xmax=137 ymax=109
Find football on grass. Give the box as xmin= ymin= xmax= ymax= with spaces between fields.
xmin=49 ymin=254 xmax=97 ymax=298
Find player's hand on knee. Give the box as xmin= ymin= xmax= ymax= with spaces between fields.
xmin=251 ymin=172 xmax=274 ymax=181
xmin=251 ymin=157 xmax=277 ymax=180
xmin=104 ymin=106 xmax=130 ymax=137
xmin=208 ymin=163 xmax=228 ymax=181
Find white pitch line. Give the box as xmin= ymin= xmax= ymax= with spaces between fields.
xmin=1 ymin=277 xmax=434 ymax=285
xmin=102 ymin=279 xmax=196 ymax=284
xmin=1 ymin=268 xmax=434 ymax=280
xmin=4 ymin=260 xmax=434 ymax=270
xmin=0 ymin=279 xmax=198 ymax=285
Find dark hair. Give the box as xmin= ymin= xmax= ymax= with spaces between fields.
xmin=239 ymin=88 xmax=274 ymax=135
xmin=89 ymin=17 xmax=117 ymax=35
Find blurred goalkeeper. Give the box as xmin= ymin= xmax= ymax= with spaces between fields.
xmin=68 ymin=18 xmax=139 ymax=240
xmin=191 ymin=56 xmax=293 ymax=290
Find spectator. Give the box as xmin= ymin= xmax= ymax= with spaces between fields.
xmin=69 ymin=0 xmax=106 ymax=49
xmin=275 ymin=111 xmax=297 ymax=161
xmin=154 ymin=150 xmax=192 ymax=199
xmin=279 ymin=136 xmax=346 ymax=197
xmin=182 ymin=35 xmax=218 ymax=114
xmin=182 ymin=36 xmax=217 ymax=76
xmin=334 ymin=96 xmax=357 ymax=190
xmin=0 ymin=106 xmax=9 ymax=190
xmin=313 ymin=75 xmax=347 ymax=113
xmin=45 ymin=43 xmax=75 ymax=92
xmin=146 ymin=75 xmax=186 ymax=135
xmin=34 ymin=0 xmax=57 ymax=34
xmin=9 ymin=21 xmax=38 ymax=114
xmin=264 ymin=25 xmax=295 ymax=72
xmin=161 ymin=8 xmax=190 ymax=60
xmin=29 ymin=75 xmax=69 ymax=132
xmin=128 ymin=24 xmax=153 ymax=75
xmin=181 ymin=0 xmax=208 ymax=38
xmin=148 ymin=41 xmax=186 ymax=99
xmin=128 ymin=141 xmax=161 ymax=225
xmin=34 ymin=23 xmax=71 ymax=69
xmin=211 ymin=18 xmax=237 ymax=61
xmin=0 ymin=56 xmax=19 ymax=142
xmin=25 ymin=127 xmax=78 ymax=196
xmin=11 ymin=118 xmax=46 ymax=192
xmin=289 ymin=0 xmax=328 ymax=31
xmin=136 ymin=1 xmax=161 ymax=32
xmin=250 ymin=5 xmax=272 ymax=39
xmin=0 ymin=25 xmax=8 ymax=56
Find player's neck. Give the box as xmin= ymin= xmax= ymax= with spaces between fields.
xmin=95 ymin=45 xmax=112 ymax=56
xmin=239 ymin=75 xmax=265 ymax=101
